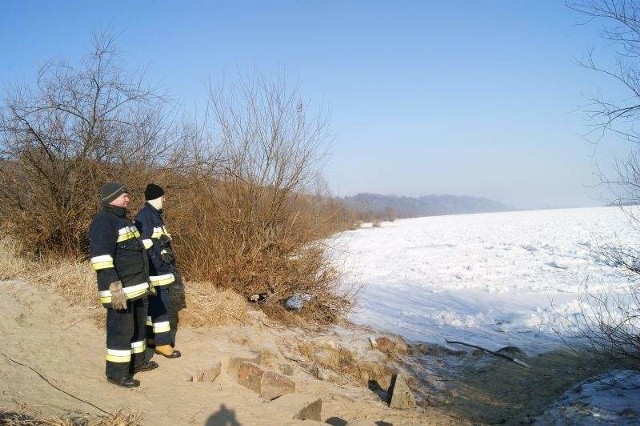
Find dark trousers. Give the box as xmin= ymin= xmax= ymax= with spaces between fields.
xmin=147 ymin=287 xmax=173 ymax=346
xmin=105 ymin=298 xmax=147 ymax=379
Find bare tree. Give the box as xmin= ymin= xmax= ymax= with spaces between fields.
xmin=568 ymin=0 xmax=640 ymax=203
xmin=567 ymin=0 xmax=640 ymax=376
xmin=0 ymin=30 xmax=176 ymax=256
xmin=169 ymin=70 xmax=355 ymax=323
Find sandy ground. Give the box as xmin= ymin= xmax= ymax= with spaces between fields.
xmin=0 ymin=279 xmax=600 ymax=425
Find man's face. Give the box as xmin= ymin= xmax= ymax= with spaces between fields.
xmin=110 ymin=193 xmax=131 ymax=208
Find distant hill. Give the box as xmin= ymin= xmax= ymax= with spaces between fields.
xmin=342 ymin=193 xmax=514 ymax=220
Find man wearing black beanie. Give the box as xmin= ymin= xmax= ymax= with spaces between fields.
xmin=135 ymin=183 xmax=182 ymax=359
xmin=89 ymin=182 xmax=158 ymax=388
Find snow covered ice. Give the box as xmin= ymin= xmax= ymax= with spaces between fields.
xmin=327 ymin=206 xmax=640 ymax=424
xmin=329 ymin=206 xmax=636 ymax=353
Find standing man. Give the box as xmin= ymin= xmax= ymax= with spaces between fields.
xmin=89 ymin=182 xmax=159 ymax=388
xmin=135 ymin=183 xmax=182 ymax=359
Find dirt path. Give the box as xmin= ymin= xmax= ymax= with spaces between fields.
xmin=0 ymin=280 xmax=465 ymax=425
xmin=1 ymin=279 xmax=600 ymax=425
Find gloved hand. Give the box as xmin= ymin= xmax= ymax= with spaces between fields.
xmin=159 ymin=234 xmax=172 ymax=247
xmin=109 ymin=281 xmax=127 ymax=310
xmin=148 ymin=282 xmax=157 ymax=296
xmin=160 ymin=248 xmax=176 ymax=264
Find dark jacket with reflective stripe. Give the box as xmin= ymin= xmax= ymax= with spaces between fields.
xmin=89 ymin=204 xmax=150 ymax=307
xmin=135 ymin=203 xmax=176 ymax=287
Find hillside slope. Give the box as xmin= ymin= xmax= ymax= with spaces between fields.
xmin=0 ymin=279 xmax=463 ymax=425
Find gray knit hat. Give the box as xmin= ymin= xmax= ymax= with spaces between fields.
xmin=100 ymin=182 xmax=127 ymax=204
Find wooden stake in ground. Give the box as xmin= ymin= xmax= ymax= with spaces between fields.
xmin=445 ymin=339 xmax=530 ymax=368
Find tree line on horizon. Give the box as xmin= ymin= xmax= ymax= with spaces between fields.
xmin=342 ymin=193 xmax=513 ymax=222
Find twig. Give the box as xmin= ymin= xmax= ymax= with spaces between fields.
xmin=282 ymin=354 xmax=306 ymax=363
xmin=62 ymin=317 xmax=89 ymax=330
xmin=444 ymin=339 xmax=530 ymax=368
xmin=1 ymin=352 xmax=112 ymax=415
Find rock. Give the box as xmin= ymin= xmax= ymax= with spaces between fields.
xmin=237 ymin=361 xmax=295 ymax=400
xmin=285 ymin=293 xmax=311 ymax=310
xmin=278 ymin=363 xmax=294 ymax=376
xmin=202 ymin=361 xmax=222 ymax=382
xmin=192 ymin=361 xmax=222 ymax=382
xmin=261 ymin=371 xmax=295 ymax=400
xmin=237 ymin=361 xmax=264 ymax=394
xmin=227 ymin=355 xmax=260 ymax=376
xmin=293 ymin=398 xmax=322 ymax=421
xmin=257 ymin=349 xmax=279 ymax=368
xmin=387 ymin=374 xmax=416 ymax=409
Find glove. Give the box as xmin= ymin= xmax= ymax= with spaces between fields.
xmin=109 ymin=281 xmax=127 ymax=310
xmin=160 ymin=248 xmax=176 ymax=264
xmin=159 ymin=234 xmax=172 ymax=246
xmin=148 ymin=282 xmax=157 ymax=296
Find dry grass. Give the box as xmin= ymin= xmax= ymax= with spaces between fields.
xmin=0 ymin=235 xmax=250 ymax=328
xmin=0 ymin=235 xmax=96 ymax=308
xmin=25 ymin=258 xmax=107 ymax=326
xmin=28 ymin=259 xmax=97 ymax=307
xmin=0 ymin=409 xmax=142 ymax=425
xmin=0 ymin=236 xmax=36 ymax=280
xmin=172 ymin=279 xmax=248 ymax=327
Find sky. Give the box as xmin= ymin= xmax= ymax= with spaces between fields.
xmin=0 ymin=1 xmax=635 ymax=209
xmin=327 ymin=206 xmax=640 ymax=423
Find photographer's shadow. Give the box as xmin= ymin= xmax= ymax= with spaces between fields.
xmin=206 ymin=404 xmax=240 ymax=426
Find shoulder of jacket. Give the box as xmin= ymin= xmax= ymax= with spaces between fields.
xmin=135 ymin=205 xmax=151 ymax=218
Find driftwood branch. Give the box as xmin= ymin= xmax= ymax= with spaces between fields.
xmin=445 ymin=338 xmax=530 ymax=368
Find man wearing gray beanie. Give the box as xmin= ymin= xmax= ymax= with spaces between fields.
xmin=89 ymin=182 xmax=158 ymax=388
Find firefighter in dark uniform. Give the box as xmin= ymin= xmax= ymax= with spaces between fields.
xmin=89 ymin=182 xmax=159 ymax=388
xmin=135 ymin=183 xmax=182 ymax=358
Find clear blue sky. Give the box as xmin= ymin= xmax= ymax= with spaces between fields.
xmin=0 ymin=1 xmax=631 ymax=209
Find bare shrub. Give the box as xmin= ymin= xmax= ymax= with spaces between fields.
xmin=0 ymin=31 xmax=357 ymax=326
xmin=165 ymin=70 xmax=357 ymax=324
xmin=170 ymin=176 xmax=355 ymax=325
xmin=570 ymin=286 xmax=640 ymax=374
xmin=568 ymin=0 xmax=640 ymax=376
xmin=0 ymin=30 xmax=177 ymax=257
xmin=556 ymin=240 xmax=640 ymax=376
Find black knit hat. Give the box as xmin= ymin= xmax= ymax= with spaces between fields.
xmin=144 ymin=183 xmax=165 ymax=201
xmin=100 ymin=182 xmax=127 ymax=204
